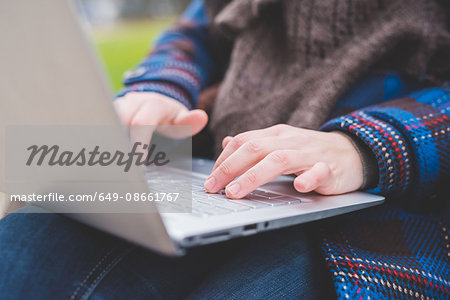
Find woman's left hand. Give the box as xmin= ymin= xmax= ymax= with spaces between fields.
xmin=204 ymin=124 xmax=364 ymax=199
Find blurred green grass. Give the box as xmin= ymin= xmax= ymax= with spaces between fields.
xmin=91 ymin=17 xmax=175 ymax=93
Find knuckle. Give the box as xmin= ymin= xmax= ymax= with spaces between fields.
xmin=245 ymin=140 xmax=261 ymax=154
xmin=317 ymin=162 xmax=332 ymax=176
xmin=230 ymin=134 xmax=246 ymax=149
xmin=273 ymin=124 xmax=286 ymax=130
xmin=310 ymin=175 xmax=321 ymax=187
xmin=268 ymin=150 xmax=290 ymax=167
xmin=218 ymin=161 xmax=233 ymax=177
xmin=244 ymin=170 xmax=258 ymax=185
xmin=271 ymin=124 xmax=284 ymax=134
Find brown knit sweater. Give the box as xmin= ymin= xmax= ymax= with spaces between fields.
xmin=204 ymin=0 xmax=450 ymax=153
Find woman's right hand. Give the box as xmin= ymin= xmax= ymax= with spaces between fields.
xmin=113 ymin=92 xmax=208 ymax=148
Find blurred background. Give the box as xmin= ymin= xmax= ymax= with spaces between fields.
xmin=74 ymin=0 xmax=190 ymax=92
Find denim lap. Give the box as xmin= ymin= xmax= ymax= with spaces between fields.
xmin=0 ymin=207 xmax=335 ymax=299
xmin=0 ymin=207 xmax=133 ymax=299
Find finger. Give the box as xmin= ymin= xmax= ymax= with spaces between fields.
xmin=174 ymin=109 xmax=208 ymax=135
xmin=205 ymin=137 xmax=292 ymax=193
xmin=222 ymin=136 xmax=233 ymax=149
xmin=113 ymin=99 xmax=144 ymax=125
xmin=212 ymin=126 xmax=282 ymax=172
xmin=293 ymin=162 xmax=332 ymax=193
xmin=158 ymin=109 xmax=208 ymax=139
xmin=224 ymin=150 xmax=309 ymax=199
xmin=127 ymin=105 xmax=165 ymax=155
xmin=129 ymin=125 xmax=156 ymax=158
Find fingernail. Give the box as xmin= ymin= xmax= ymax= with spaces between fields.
xmin=226 ymin=182 xmax=240 ymax=196
xmin=204 ymin=176 xmax=216 ymax=192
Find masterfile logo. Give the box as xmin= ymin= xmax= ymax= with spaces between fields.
xmin=4 ymin=124 xmax=193 ymax=213
xmin=25 ymin=142 xmax=170 ymax=172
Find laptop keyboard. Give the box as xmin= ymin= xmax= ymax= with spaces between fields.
xmin=148 ymin=172 xmax=301 ymax=217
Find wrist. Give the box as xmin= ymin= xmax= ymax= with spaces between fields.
xmin=328 ymin=131 xmax=365 ymax=191
xmin=331 ymin=131 xmax=378 ymax=190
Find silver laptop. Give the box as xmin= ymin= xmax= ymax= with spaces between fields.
xmin=0 ymin=0 xmax=384 ymax=256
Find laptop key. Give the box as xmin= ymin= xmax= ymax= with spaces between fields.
xmin=192 ymin=186 xmax=204 ymax=192
xmin=251 ymin=190 xmax=284 ymax=199
xmin=277 ymin=197 xmax=301 ymax=204
xmin=192 ymin=184 xmax=204 ymax=190
xmin=192 ymin=203 xmax=212 ymax=214
xmin=230 ymin=199 xmax=270 ymax=208
xmin=198 ymin=206 xmax=232 ymax=216
xmin=254 ymin=199 xmax=289 ymax=206
xmin=207 ymin=194 xmax=229 ymax=201
xmin=216 ymin=201 xmax=251 ymax=212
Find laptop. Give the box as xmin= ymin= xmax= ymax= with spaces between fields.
xmin=0 ymin=0 xmax=384 ymax=256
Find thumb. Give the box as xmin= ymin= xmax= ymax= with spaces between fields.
xmin=159 ymin=109 xmax=208 ymax=139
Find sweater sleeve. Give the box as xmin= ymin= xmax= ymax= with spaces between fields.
xmin=321 ymin=87 xmax=450 ymax=205
xmin=116 ymin=0 xmax=217 ymax=109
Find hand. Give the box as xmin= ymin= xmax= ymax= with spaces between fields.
xmin=204 ymin=124 xmax=364 ymax=198
xmin=114 ymin=92 xmax=208 ymax=148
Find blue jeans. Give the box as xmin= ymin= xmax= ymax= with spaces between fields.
xmin=0 ymin=206 xmax=335 ymax=299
